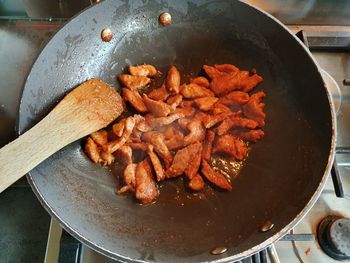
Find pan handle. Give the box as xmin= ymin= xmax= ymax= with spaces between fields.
xmin=267 ymin=245 xmax=280 ymax=263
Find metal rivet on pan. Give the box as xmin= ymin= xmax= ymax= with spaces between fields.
xmin=101 ymin=28 xmax=113 ymax=42
xmin=260 ymin=220 xmax=274 ymax=232
xmin=210 ymin=246 xmax=227 ymax=255
xmin=159 ymin=12 xmax=172 ymax=26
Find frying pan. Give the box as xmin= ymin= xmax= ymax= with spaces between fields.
xmin=17 ymin=0 xmax=335 ymax=262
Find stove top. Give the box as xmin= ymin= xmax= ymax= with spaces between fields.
xmin=0 ymin=4 xmax=350 ymax=263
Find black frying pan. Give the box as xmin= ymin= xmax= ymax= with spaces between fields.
xmin=17 ymin=0 xmax=335 ymax=262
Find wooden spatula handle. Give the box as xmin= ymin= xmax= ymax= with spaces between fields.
xmin=0 ymin=111 xmax=73 ymax=193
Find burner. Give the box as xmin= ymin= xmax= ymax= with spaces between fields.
xmin=317 ymin=215 xmax=350 ymax=261
xmin=320 ymin=69 xmax=342 ymax=114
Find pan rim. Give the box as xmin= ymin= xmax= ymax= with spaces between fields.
xmin=17 ymin=0 xmax=336 ymax=262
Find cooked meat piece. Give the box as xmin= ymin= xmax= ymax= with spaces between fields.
xmin=135 ymin=159 xmax=158 ymax=204
xmin=167 ymin=94 xmax=183 ymax=108
xmin=191 ymin=76 xmax=209 ymax=88
xmin=85 ymin=137 xmax=101 ymax=163
xmin=181 ymin=83 xmax=214 ymax=98
xmin=163 ymin=128 xmax=185 ymax=150
xmin=122 ymin=88 xmax=148 ymax=113
xmin=145 ymin=112 xmax=184 ymax=128
xmin=211 ymin=103 xmax=233 ymax=115
xmin=214 ymin=64 xmax=239 ymax=75
xmin=233 ymin=129 xmax=265 ymax=143
xmin=183 ymin=120 xmax=206 ymax=146
xmin=201 ymin=160 xmax=232 ymax=191
xmin=213 ymin=134 xmax=249 ymax=161
xmin=105 ymin=116 xmax=136 ymax=153
xmin=100 ymin=150 xmax=115 ymax=165
xmin=166 ymin=66 xmax=181 ymax=94
xmin=143 ymin=94 xmax=174 ymax=117
xmin=184 ymin=143 xmax=202 ymax=180
xmin=90 ymin=130 xmax=108 ymax=146
xmin=201 ymin=112 xmax=231 ymax=129
xmin=243 ymin=91 xmax=266 ymax=127
xmin=146 ymin=145 xmax=165 ymax=181
xmin=180 ymin=100 xmax=194 ymax=108
xmin=115 ymin=145 xmax=133 ymax=164
xmin=177 ymin=118 xmax=191 ymax=130
xmin=218 ymin=91 xmax=250 ymax=106
xmin=118 ymin=74 xmax=150 ymax=90
xmin=142 ymin=132 xmax=173 ymax=168
xmin=128 ymin=64 xmax=157 ymax=77
xmin=194 ymin=96 xmax=219 ymax=111
xmin=166 ymin=142 xmax=202 ymax=178
xmin=216 ymin=117 xmax=258 ymax=136
xmin=210 ymin=71 xmax=263 ymax=95
xmin=203 ymin=65 xmax=227 ymax=79
xmin=188 ymin=173 xmax=205 ymax=191
xmin=202 ymin=130 xmax=215 ymax=161
xmin=112 ymin=119 xmax=126 ymax=137
xmin=133 ymin=114 xmax=145 ymax=124
xmin=136 ymin=120 xmax=151 ymax=132
xmin=147 ymin=83 xmax=169 ymax=101
xmin=173 ymin=106 xmax=196 ymax=118
xmin=126 ymin=142 xmax=149 ymax=151
xmin=118 ymin=163 xmax=137 ymax=193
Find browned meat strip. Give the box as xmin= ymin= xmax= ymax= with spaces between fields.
xmin=188 ymin=173 xmax=205 ymax=191
xmin=201 ymin=160 xmax=232 ymax=191
xmin=115 ymin=145 xmax=133 ymax=164
xmin=143 ymin=94 xmax=174 ymax=117
xmin=128 ymin=64 xmax=157 ymax=77
xmin=193 ymin=96 xmax=219 ymax=111
xmin=166 ymin=142 xmax=202 ymax=178
xmin=135 ymin=159 xmax=158 ymax=204
xmin=167 ymin=94 xmax=183 ymax=108
xmin=218 ymin=91 xmax=250 ymax=106
xmin=122 ymin=88 xmax=148 ymax=113
xmin=90 ymin=130 xmax=108 ymax=146
xmin=210 ymin=71 xmax=263 ymax=95
xmin=85 ymin=137 xmax=101 ymax=163
xmin=243 ymin=91 xmax=266 ymax=127
xmin=173 ymin=106 xmax=196 ymax=118
xmin=211 ymin=103 xmax=233 ymax=115
xmin=105 ymin=116 xmax=136 ymax=153
xmin=126 ymin=142 xmax=149 ymax=151
xmin=145 ymin=112 xmax=184 ymax=128
xmin=118 ymin=74 xmax=150 ymax=90
xmin=142 ymin=132 xmax=173 ymax=168
xmin=112 ymin=119 xmax=126 ymax=137
xmin=203 ymin=65 xmax=227 ymax=79
xmin=201 ymin=112 xmax=231 ymax=129
xmin=100 ymin=151 xmax=115 ymax=165
xmin=184 ymin=144 xmax=202 ymax=180
xmin=146 ymin=144 xmax=165 ymax=181
xmin=166 ymin=66 xmax=181 ymax=94
xmin=181 ymin=83 xmax=214 ymax=98
xmin=216 ymin=117 xmax=258 ymax=136
xmin=118 ymin=163 xmax=137 ymax=193
xmin=163 ymin=127 xmax=184 ymax=150
xmin=147 ymin=83 xmax=169 ymax=101
xmin=202 ymin=130 xmax=215 ymax=161
xmin=183 ymin=120 xmax=206 ymax=146
xmin=233 ymin=129 xmax=265 ymax=143
xmin=214 ymin=64 xmax=239 ymax=75
xmin=180 ymin=100 xmax=194 ymax=108
xmin=191 ymin=76 xmax=209 ymax=88
xmin=212 ymin=134 xmax=249 ymax=161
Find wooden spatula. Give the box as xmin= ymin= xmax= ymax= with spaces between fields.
xmin=0 ymin=78 xmax=124 ymax=193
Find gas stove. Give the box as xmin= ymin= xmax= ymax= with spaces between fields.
xmin=0 ymin=2 xmax=350 ymax=263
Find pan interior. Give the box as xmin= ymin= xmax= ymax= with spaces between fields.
xmin=18 ymin=1 xmax=332 ymax=262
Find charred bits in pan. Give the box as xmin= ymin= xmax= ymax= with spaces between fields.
xmin=101 ymin=28 xmax=113 ymax=42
